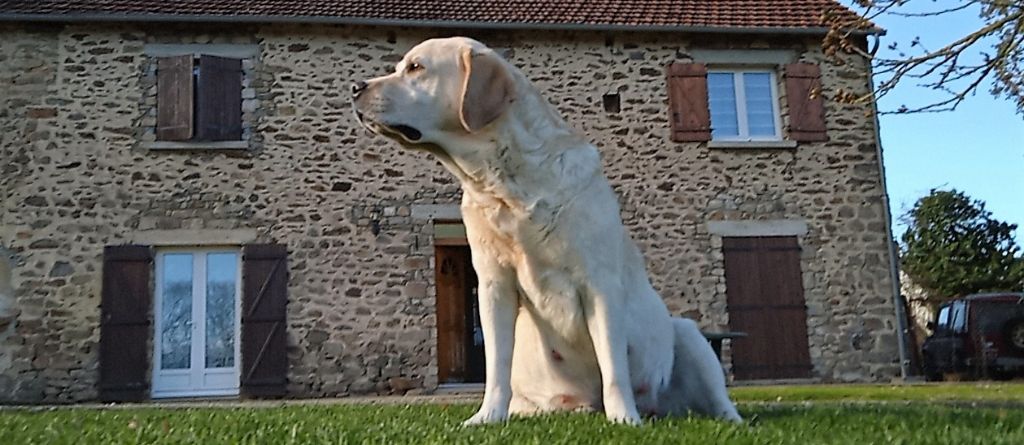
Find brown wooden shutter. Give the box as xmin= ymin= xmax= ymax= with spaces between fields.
xmin=241 ymin=244 xmax=288 ymax=398
xmin=99 ymin=245 xmax=153 ymax=402
xmin=723 ymin=237 xmax=812 ymax=380
xmin=156 ymin=55 xmax=194 ymax=141
xmin=196 ymin=55 xmax=243 ymax=141
xmin=666 ymin=62 xmax=711 ymax=142
xmin=784 ymin=63 xmax=828 ymax=142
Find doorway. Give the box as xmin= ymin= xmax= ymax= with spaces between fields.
xmin=723 ymin=236 xmax=813 ymax=380
xmin=152 ymin=248 xmax=241 ymax=398
xmin=434 ymin=243 xmax=485 ymax=384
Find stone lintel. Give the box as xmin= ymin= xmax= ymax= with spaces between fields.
xmin=130 ymin=229 xmax=259 ymax=246
xmin=143 ymin=43 xmax=260 ymax=59
xmin=706 ymin=219 xmax=808 ymax=237
xmin=690 ymin=49 xmax=797 ymax=66
xmin=411 ymin=204 xmax=461 ymax=221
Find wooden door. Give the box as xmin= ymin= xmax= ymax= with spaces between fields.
xmin=435 ymin=246 xmax=484 ymax=383
xmin=723 ymin=236 xmax=812 ymax=380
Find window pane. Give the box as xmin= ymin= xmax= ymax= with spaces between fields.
xmin=707 ymin=73 xmax=739 ymax=138
xmin=951 ymin=302 xmax=967 ymax=333
xmin=743 ymin=72 xmax=777 ymax=137
xmin=936 ymin=306 xmax=950 ymax=330
xmin=206 ymin=252 xmax=238 ymax=368
xmin=161 ymin=254 xmax=193 ymax=370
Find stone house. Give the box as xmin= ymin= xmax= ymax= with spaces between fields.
xmin=0 ymin=0 xmax=909 ymax=403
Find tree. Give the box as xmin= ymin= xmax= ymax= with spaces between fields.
xmin=825 ymin=1 xmax=1024 ymax=115
xmin=900 ymin=189 xmax=1024 ymax=305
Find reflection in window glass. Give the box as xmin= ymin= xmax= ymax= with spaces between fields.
xmin=936 ymin=306 xmax=950 ymax=331
xmin=743 ymin=72 xmax=777 ymax=137
xmin=708 ymin=72 xmax=739 ymax=138
xmin=951 ymin=302 xmax=967 ymax=333
xmin=161 ymin=254 xmax=193 ymax=370
xmin=206 ymin=253 xmax=237 ymax=368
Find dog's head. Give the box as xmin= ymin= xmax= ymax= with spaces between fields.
xmin=351 ymin=37 xmax=517 ymax=149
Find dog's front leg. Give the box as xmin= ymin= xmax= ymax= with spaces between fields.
xmin=584 ymin=281 xmax=642 ymax=425
xmin=463 ymin=268 xmax=518 ymax=426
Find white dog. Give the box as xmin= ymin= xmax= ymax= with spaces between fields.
xmin=352 ymin=37 xmax=741 ymax=425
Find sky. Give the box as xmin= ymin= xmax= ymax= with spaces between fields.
xmin=851 ymin=1 xmax=1024 ymax=244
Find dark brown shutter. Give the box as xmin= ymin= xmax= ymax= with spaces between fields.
xmin=156 ymin=55 xmax=194 ymax=141
xmin=666 ymin=62 xmax=711 ymax=142
xmin=99 ymin=245 xmax=153 ymax=402
xmin=723 ymin=237 xmax=812 ymax=380
xmin=784 ymin=63 xmax=828 ymax=142
xmin=196 ymin=55 xmax=243 ymax=141
xmin=241 ymin=244 xmax=288 ymax=398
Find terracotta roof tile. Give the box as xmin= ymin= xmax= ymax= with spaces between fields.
xmin=0 ymin=0 xmax=870 ymax=31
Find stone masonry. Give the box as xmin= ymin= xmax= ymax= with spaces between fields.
xmin=0 ymin=22 xmax=901 ymax=402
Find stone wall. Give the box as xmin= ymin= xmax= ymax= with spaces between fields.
xmin=0 ymin=22 xmax=900 ymax=403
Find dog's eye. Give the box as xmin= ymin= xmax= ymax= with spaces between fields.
xmin=406 ymin=62 xmax=424 ymax=73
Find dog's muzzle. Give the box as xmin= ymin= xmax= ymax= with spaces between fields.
xmin=351 ymin=81 xmax=368 ymax=124
xmin=351 ymin=81 xmax=368 ymax=99
xmin=350 ymin=80 xmax=423 ymax=142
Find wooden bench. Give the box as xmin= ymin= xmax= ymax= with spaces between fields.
xmin=701 ymin=331 xmax=748 ymax=361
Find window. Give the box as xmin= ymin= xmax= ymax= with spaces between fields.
xmin=950 ymin=301 xmax=968 ymax=334
xmin=935 ymin=305 xmax=951 ymax=332
xmin=98 ymin=243 xmax=288 ymax=402
xmin=707 ymin=70 xmax=781 ymax=141
xmin=156 ymin=54 xmax=243 ymax=144
xmin=153 ymin=248 xmax=241 ymax=398
xmin=666 ymin=62 xmax=827 ymax=144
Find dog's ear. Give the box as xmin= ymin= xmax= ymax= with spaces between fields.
xmin=459 ymin=48 xmax=515 ymax=132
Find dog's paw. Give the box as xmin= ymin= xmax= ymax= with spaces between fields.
xmin=605 ymin=407 xmax=642 ymax=426
xmin=462 ymin=406 xmax=509 ymax=426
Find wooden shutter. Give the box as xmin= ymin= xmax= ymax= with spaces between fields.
xmin=196 ymin=55 xmax=243 ymax=141
xmin=99 ymin=245 xmax=153 ymax=402
xmin=156 ymin=55 xmax=194 ymax=141
xmin=784 ymin=63 xmax=828 ymax=142
xmin=241 ymin=244 xmax=288 ymax=398
xmin=666 ymin=62 xmax=711 ymax=142
xmin=723 ymin=237 xmax=813 ymax=380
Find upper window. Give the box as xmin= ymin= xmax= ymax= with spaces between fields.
xmin=666 ymin=61 xmax=826 ymax=145
xmin=707 ymin=70 xmax=781 ymax=141
xmin=156 ymin=54 xmax=243 ymax=143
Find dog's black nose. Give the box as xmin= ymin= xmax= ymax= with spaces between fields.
xmin=351 ymin=81 xmax=368 ymax=97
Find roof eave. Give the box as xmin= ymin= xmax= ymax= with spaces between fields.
xmin=0 ymin=13 xmax=885 ymax=35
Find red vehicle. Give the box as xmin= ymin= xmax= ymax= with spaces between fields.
xmin=921 ymin=292 xmax=1024 ymax=380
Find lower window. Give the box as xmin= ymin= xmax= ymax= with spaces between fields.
xmin=152 ymin=248 xmax=241 ymax=398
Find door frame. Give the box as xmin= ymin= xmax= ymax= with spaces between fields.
xmin=152 ymin=246 xmax=242 ymax=398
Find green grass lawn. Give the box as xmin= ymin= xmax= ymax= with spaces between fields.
xmin=3 ymin=383 xmax=1023 ymax=444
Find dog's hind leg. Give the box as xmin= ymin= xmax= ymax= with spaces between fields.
xmin=659 ymin=318 xmax=742 ymax=422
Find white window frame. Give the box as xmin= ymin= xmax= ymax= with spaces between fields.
xmin=708 ymin=68 xmax=783 ymax=142
xmin=152 ymin=246 xmax=242 ymax=398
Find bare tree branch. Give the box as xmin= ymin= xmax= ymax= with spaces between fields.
xmin=826 ymin=0 xmax=1024 ymax=116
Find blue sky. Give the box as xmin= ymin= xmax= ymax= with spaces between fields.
xmin=853 ymin=2 xmax=1024 ymax=244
